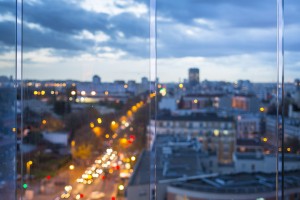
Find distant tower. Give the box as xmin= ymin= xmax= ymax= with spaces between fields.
xmin=92 ymin=75 xmax=101 ymax=85
xmin=295 ymin=79 xmax=300 ymax=91
xmin=188 ymin=68 xmax=200 ymax=86
xmin=141 ymin=77 xmax=149 ymax=86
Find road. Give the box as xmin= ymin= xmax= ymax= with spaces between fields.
xmin=19 ymin=100 xmax=144 ymax=200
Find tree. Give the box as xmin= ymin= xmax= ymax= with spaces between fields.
xmin=72 ymin=144 xmax=92 ymax=160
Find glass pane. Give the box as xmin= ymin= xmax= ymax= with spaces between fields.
xmin=282 ymin=0 xmax=300 ymax=199
xmin=0 ymin=0 xmax=17 ymax=199
xmin=21 ymin=0 xmax=150 ymax=199
xmin=148 ymin=1 xmax=281 ymax=200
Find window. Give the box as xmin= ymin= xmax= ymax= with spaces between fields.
xmin=0 ymin=0 xmax=298 ymax=200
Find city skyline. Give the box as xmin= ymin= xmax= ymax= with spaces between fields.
xmin=0 ymin=0 xmax=299 ymax=82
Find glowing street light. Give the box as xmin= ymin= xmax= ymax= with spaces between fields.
xmin=118 ymin=184 xmax=124 ymax=191
xmin=26 ymin=161 xmax=33 ymax=179
xmin=69 ymin=165 xmax=75 ymax=170
xmin=131 ymin=156 xmax=136 ymax=161
xmin=90 ymin=122 xmax=95 ymax=128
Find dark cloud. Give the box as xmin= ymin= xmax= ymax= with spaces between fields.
xmin=0 ymin=0 xmax=300 ymax=60
xmin=0 ymin=22 xmax=15 ymax=46
xmin=109 ymin=13 xmax=149 ymax=39
xmin=23 ymin=0 xmax=109 ymax=34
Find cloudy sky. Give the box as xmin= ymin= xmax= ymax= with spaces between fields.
xmin=0 ymin=0 xmax=299 ymax=82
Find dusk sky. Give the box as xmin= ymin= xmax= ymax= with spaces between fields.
xmin=0 ymin=0 xmax=299 ymax=82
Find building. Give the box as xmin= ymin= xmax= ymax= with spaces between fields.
xmin=148 ymin=112 xmax=236 ymax=164
xmin=92 ymin=75 xmax=101 ymax=85
xmin=128 ymin=134 xmax=300 ymax=200
xmin=236 ymin=114 xmax=261 ymax=138
xmin=188 ymin=68 xmax=200 ymax=87
xmin=167 ymin=170 xmax=300 ymax=200
xmin=127 ymin=134 xmax=217 ymax=200
xmin=231 ymin=95 xmax=260 ymax=113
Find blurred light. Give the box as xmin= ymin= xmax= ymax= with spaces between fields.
xmin=105 ymin=134 xmax=110 ymax=139
xmin=193 ymin=99 xmax=198 ymax=104
xmin=111 ymin=121 xmax=116 ymax=125
xmin=262 ymin=137 xmax=268 ymax=142
xmin=118 ymin=184 xmax=124 ymax=191
xmin=76 ymin=194 xmax=84 ymax=199
xmin=106 ymin=148 xmax=113 ymax=154
xmin=12 ymin=127 xmax=16 ymax=132
xmin=120 ymin=138 xmax=127 ymax=145
xmin=179 ymin=83 xmax=183 ymax=89
xmin=127 ymin=110 xmax=132 ymax=117
xmin=71 ymin=91 xmax=76 ymax=95
xmin=287 ymin=147 xmax=291 ymax=152
xmin=90 ymin=122 xmax=95 ymax=128
xmin=131 ymin=106 xmax=137 ymax=112
xmin=51 ymin=91 xmax=55 ymax=95
xmin=105 ymin=91 xmax=109 ymax=95
xmin=81 ymin=91 xmax=86 ymax=96
xmin=159 ymin=88 xmax=167 ymax=96
xmin=131 ymin=156 xmax=136 ymax=161
xmin=97 ymin=118 xmax=102 ymax=124
xmin=41 ymin=90 xmax=46 ymax=95
xmin=260 ymin=107 xmax=265 ymax=112
xmin=124 ymin=84 xmax=128 ymax=89
xmin=71 ymin=140 xmax=75 ymax=147
xmin=64 ymin=185 xmax=72 ymax=192
xmin=27 ymin=160 xmax=33 ymax=166
xmin=23 ymin=183 xmax=28 ymax=189
xmin=91 ymin=91 xmax=96 ymax=96
xmin=214 ymin=129 xmax=219 ymax=137
xmin=76 ymin=178 xmax=83 ymax=183
xmin=129 ymin=135 xmax=136 ymax=140
xmin=33 ymin=91 xmax=38 ymax=95
xmin=46 ymin=175 xmax=51 ymax=180
xmin=125 ymin=163 xmax=131 ymax=169
xmin=157 ymin=84 xmax=162 ymax=89
xmin=61 ymin=192 xmax=71 ymax=198
xmin=69 ymin=165 xmax=75 ymax=170
xmin=42 ymin=120 xmax=47 ymax=125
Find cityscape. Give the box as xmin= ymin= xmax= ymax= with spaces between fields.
xmin=0 ymin=67 xmax=300 ymax=199
xmin=1 ymin=0 xmax=300 ymax=200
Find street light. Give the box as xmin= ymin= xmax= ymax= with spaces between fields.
xmin=118 ymin=184 xmax=124 ymax=191
xmin=69 ymin=164 xmax=75 ymax=170
xmin=26 ymin=161 xmax=33 ymax=180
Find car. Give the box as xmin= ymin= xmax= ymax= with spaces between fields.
xmin=90 ymin=191 xmax=105 ymax=199
xmin=60 ymin=191 xmax=71 ymax=199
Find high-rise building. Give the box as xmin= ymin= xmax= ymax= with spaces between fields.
xmin=188 ymin=68 xmax=200 ymax=86
xmin=92 ymin=75 xmax=101 ymax=85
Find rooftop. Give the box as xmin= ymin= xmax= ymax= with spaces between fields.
xmin=153 ymin=112 xmax=234 ymax=122
xmin=170 ymin=170 xmax=300 ymax=194
xmin=128 ymin=134 xmax=206 ymax=186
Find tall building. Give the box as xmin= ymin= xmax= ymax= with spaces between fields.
xmin=92 ymin=75 xmax=101 ymax=85
xmin=188 ymin=68 xmax=200 ymax=86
